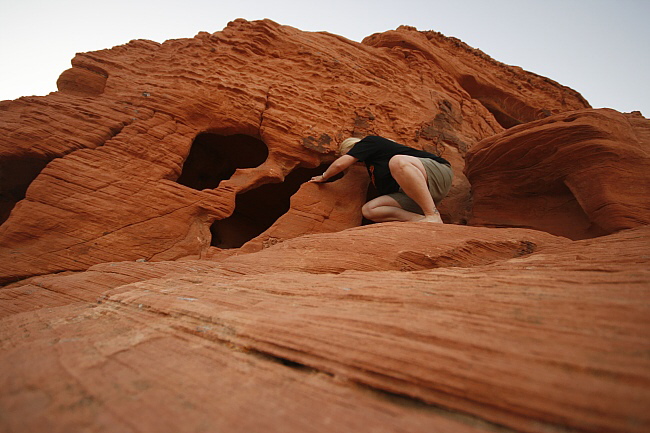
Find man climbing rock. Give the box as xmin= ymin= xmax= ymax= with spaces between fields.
xmin=310 ymin=135 xmax=453 ymax=223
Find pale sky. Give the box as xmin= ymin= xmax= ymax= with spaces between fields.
xmin=1 ymin=0 xmax=648 ymax=117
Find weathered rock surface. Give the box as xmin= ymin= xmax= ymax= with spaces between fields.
xmin=466 ymin=109 xmax=650 ymax=239
xmin=1 ymin=18 xmax=649 ymax=433
xmin=1 ymin=223 xmax=649 ymax=433
xmin=363 ymin=26 xmax=589 ymax=129
xmin=0 ymin=18 xmax=591 ymax=283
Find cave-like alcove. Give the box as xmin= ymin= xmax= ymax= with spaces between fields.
xmin=457 ymin=75 xmax=534 ymax=129
xmin=211 ymin=165 xmax=329 ymax=249
xmin=177 ymin=133 xmax=268 ymax=190
xmin=0 ymin=156 xmax=50 ymax=227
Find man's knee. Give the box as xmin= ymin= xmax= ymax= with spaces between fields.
xmin=361 ymin=202 xmax=375 ymax=220
xmin=389 ymin=155 xmax=426 ymax=178
xmin=388 ymin=155 xmax=410 ymax=172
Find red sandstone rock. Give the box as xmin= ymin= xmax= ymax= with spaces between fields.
xmin=56 ymin=66 xmax=107 ymax=96
xmin=0 ymin=19 xmax=590 ymax=283
xmin=1 ymin=18 xmax=649 ymax=433
xmin=1 ymin=223 xmax=648 ymax=433
xmin=465 ymin=109 xmax=650 ymax=239
xmin=363 ymin=25 xmax=590 ymax=128
xmin=217 ymin=222 xmax=568 ymax=274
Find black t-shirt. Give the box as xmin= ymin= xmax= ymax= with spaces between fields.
xmin=346 ymin=135 xmax=451 ymax=195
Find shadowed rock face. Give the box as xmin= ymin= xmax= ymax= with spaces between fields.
xmin=177 ymin=133 xmax=269 ymax=191
xmin=1 ymin=18 xmax=649 ymax=433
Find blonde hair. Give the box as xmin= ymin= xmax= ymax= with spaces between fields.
xmin=339 ymin=137 xmax=361 ymax=154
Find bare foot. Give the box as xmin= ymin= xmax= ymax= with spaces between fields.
xmin=418 ymin=214 xmax=444 ymax=223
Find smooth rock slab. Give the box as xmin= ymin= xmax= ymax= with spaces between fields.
xmin=1 ymin=224 xmax=648 ymax=433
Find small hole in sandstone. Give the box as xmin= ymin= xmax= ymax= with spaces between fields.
xmin=210 ymin=164 xmax=329 ymax=249
xmin=177 ymin=133 xmax=268 ymax=190
xmin=0 ymin=156 xmax=50 ymax=227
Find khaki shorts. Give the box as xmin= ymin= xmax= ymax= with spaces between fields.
xmin=387 ymin=158 xmax=453 ymax=214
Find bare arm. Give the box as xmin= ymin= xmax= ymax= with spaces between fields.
xmin=309 ymin=154 xmax=358 ymax=183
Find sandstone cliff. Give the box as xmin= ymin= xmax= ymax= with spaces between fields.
xmin=1 ymin=18 xmax=648 ymax=433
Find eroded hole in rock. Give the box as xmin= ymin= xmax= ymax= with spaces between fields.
xmin=458 ymin=75 xmax=538 ymax=129
xmin=210 ymin=165 xmax=328 ymax=249
xmin=177 ymin=133 xmax=268 ymax=190
xmin=478 ymin=101 xmax=523 ymax=129
xmin=0 ymin=156 xmax=50 ymax=226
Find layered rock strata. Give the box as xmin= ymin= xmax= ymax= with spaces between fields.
xmin=0 ymin=19 xmax=591 ymax=283
xmin=1 ymin=223 xmax=648 ymax=433
xmin=466 ymin=109 xmax=650 ymax=239
xmin=1 ymin=18 xmax=649 ymax=433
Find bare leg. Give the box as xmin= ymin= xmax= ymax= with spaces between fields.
xmin=362 ymin=195 xmax=423 ymax=222
xmin=388 ymin=155 xmax=443 ymax=223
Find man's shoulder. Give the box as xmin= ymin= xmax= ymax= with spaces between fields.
xmin=361 ymin=135 xmax=401 ymax=147
xmin=363 ymin=135 xmax=391 ymax=142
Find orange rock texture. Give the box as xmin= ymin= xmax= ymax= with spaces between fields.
xmin=0 ymin=18 xmax=594 ymax=282
xmin=466 ymin=109 xmax=650 ymax=239
xmin=1 ymin=18 xmax=649 ymax=433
